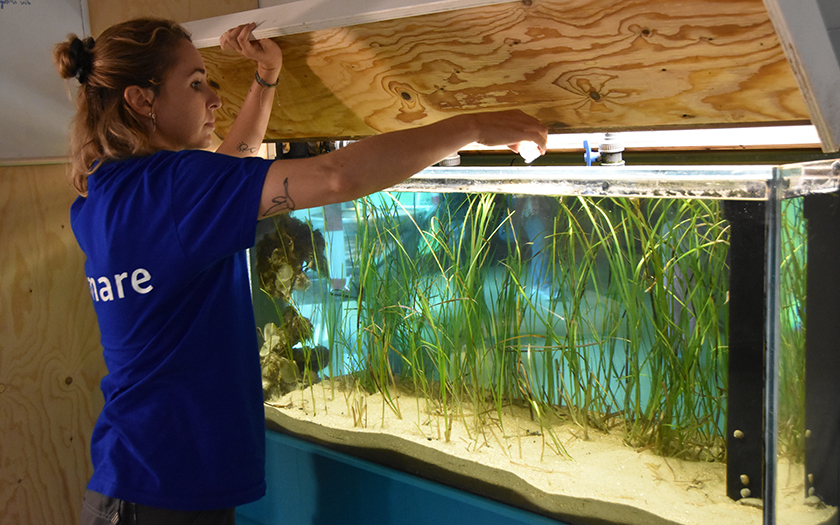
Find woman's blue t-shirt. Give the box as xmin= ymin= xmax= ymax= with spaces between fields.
xmin=71 ymin=150 xmax=273 ymax=511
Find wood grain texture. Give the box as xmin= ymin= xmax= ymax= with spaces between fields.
xmin=200 ymin=0 xmax=810 ymax=141
xmin=0 ymin=165 xmax=104 ymax=524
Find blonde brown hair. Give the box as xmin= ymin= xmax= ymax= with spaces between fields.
xmin=54 ymin=19 xmax=192 ymax=196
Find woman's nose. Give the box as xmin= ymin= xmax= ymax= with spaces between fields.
xmin=209 ymin=90 xmax=222 ymax=110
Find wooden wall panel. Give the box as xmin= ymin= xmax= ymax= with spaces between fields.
xmin=201 ymin=0 xmax=811 ymax=141
xmin=0 ymin=165 xmax=104 ymax=524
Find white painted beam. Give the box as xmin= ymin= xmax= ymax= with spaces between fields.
xmin=763 ymin=0 xmax=840 ymax=152
xmin=183 ymin=0 xmax=515 ymax=49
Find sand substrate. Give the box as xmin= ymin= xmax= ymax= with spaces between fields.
xmin=264 ymin=380 xmax=837 ymax=525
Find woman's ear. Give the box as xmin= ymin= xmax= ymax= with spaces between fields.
xmin=123 ymin=85 xmax=155 ymax=117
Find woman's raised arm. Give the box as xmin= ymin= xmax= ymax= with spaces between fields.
xmin=215 ymin=23 xmax=283 ymax=157
xmin=258 ymin=110 xmax=548 ymax=218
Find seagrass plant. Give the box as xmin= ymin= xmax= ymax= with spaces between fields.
xmin=256 ymin=189 xmax=808 ymax=465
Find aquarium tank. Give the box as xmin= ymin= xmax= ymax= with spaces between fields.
xmin=249 ymin=151 xmax=840 ymax=525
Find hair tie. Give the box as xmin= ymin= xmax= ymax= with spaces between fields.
xmin=70 ymin=37 xmax=95 ymax=84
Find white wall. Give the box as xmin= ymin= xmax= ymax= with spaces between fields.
xmin=818 ymin=0 xmax=840 ymax=61
xmin=0 ymin=0 xmax=88 ymax=161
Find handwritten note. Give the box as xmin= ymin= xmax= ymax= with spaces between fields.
xmin=0 ymin=0 xmax=32 ymax=9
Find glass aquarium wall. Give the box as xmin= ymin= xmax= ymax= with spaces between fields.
xmin=250 ymin=160 xmax=839 ymax=525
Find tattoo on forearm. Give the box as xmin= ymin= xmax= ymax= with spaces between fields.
xmin=237 ymin=142 xmax=258 ymax=154
xmin=263 ymin=177 xmax=296 ymax=216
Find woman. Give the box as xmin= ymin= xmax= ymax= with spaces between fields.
xmin=55 ymin=18 xmax=547 ymax=525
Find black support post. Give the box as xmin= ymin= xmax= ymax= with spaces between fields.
xmin=804 ymin=192 xmax=840 ymax=506
xmin=724 ymin=200 xmax=767 ymax=501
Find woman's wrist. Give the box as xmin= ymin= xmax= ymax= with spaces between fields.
xmin=256 ymin=65 xmax=281 ymax=86
xmin=255 ymin=70 xmax=279 ymax=88
xmin=445 ymin=114 xmax=481 ymax=147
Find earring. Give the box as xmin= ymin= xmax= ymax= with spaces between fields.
xmin=148 ymin=110 xmax=157 ymax=132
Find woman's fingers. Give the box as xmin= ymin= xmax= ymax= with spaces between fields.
xmin=475 ymin=110 xmax=548 ymax=152
xmin=220 ymin=23 xmax=259 ymax=54
xmin=220 ymin=23 xmax=282 ymax=72
xmin=236 ymin=23 xmax=257 ymax=49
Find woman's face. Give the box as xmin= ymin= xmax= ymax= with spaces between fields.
xmin=150 ymin=39 xmax=222 ymax=151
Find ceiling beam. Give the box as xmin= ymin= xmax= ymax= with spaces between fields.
xmin=763 ymin=0 xmax=840 ymax=152
xmin=184 ymin=0 xmax=515 ymax=48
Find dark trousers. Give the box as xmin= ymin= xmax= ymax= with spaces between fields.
xmin=80 ymin=490 xmax=236 ymax=525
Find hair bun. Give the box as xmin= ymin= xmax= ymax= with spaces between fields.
xmin=69 ymin=37 xmax=95 ymax=84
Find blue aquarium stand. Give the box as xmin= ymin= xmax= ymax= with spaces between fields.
xmin=236 ymin=429 xmax=567 ymax=525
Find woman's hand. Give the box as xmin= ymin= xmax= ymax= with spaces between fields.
xmin=467 ymin=110 xmax=549 ymax=155
xmin=220 ymin=23 xmax=283 ymax=80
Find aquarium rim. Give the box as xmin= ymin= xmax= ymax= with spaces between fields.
xmin=390 ymin=158 xmax=840 ymax=201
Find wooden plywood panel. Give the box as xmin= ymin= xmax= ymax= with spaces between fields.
xmin=0 ymin=165 xmax=105 ymax=524
xmin=200 ymin=0 xmax=810 ymax=142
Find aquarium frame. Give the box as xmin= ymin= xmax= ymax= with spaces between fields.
xmin=803 ymin=191 xmax=840 ymax=508
xmin=724 ymin=200 xmax=769 ymax=502
xmin=763 ymin=167 xmax=783 ymax=525
xmin=387 ymin=157 xmax=840 ymax=522
xmin=252 ymin=156 xmax=840 ymax=524
xmin=392 ymin=158 xmax=840 ymax=201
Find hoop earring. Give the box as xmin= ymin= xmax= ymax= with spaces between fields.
xmin=148 ymin=111 xmax=157 ymax=133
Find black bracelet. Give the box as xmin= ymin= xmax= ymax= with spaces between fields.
xmin=254 ymin=70 xmax=280 ymax=88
